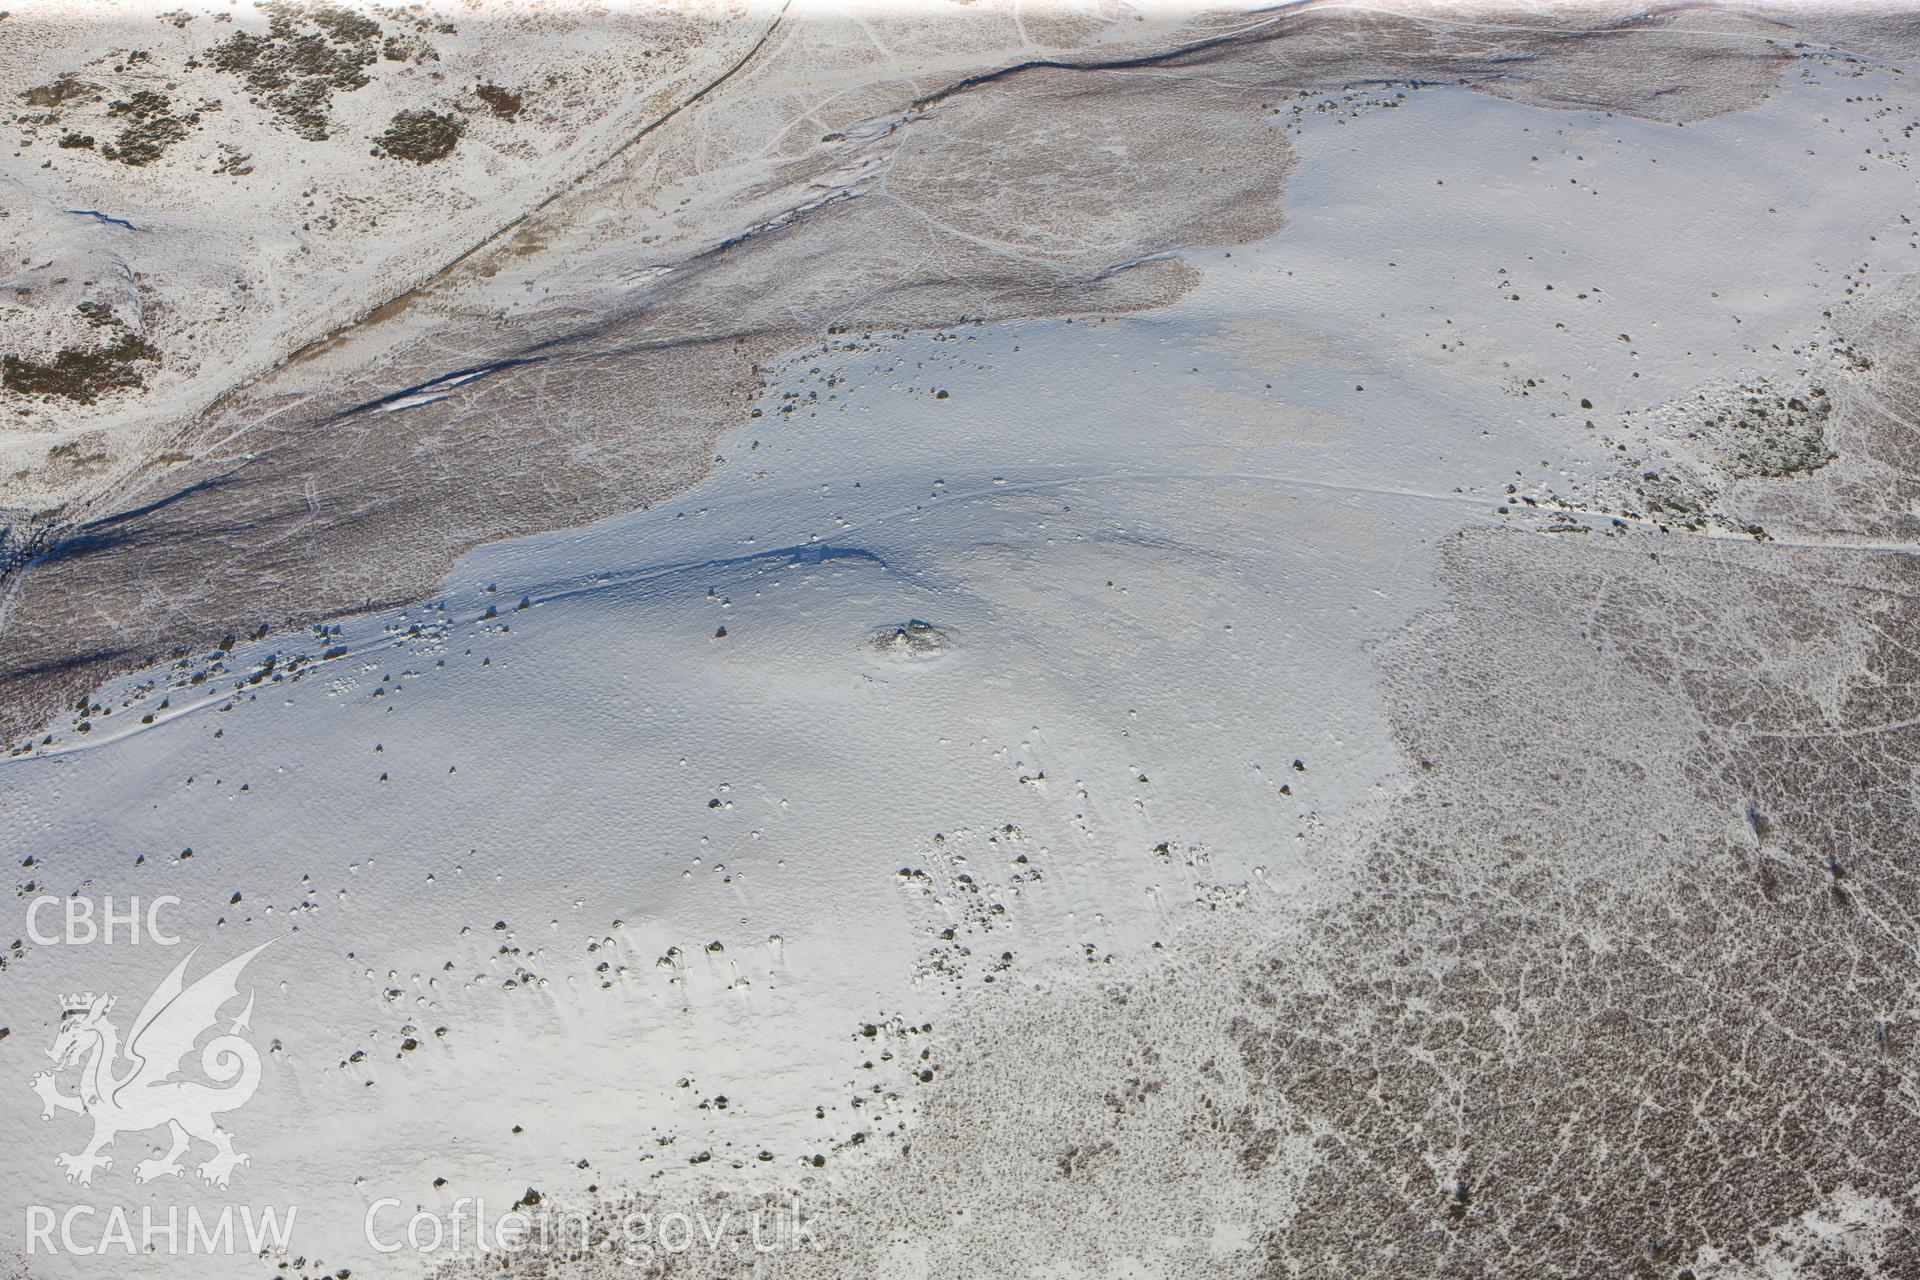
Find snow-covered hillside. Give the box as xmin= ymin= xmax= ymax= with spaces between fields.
xmin=5 ymin=6 xmax=1920 ymax=1280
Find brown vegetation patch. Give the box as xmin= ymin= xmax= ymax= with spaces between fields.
xmin=18 ymin=75 xmax=100 ymax=109
xmin=372 ymin=107 xmax=463 ymax=163
xmin=207 ymin=0 xmax=384 ymax=140
xmin=475 ymin=82 xmax=522 ymax=119
xmin=99 ymin=89 xmax=197 ymax=165
xmin=2 ymin=324 xmax=158 ymax=404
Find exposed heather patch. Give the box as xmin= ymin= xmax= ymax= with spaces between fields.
xmin=372 ymin=107 xmax=464 ymax=163
xmin=206 ymin=0 xmax=385 ymax=140
xmin=99 ymin=89 xmax=197 ymax=165
xmin=2 ymin=312 xmax=158 ymax=404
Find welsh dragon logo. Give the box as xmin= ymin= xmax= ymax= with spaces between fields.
xmin=30 ymin=940 xmax=275 ymax=1190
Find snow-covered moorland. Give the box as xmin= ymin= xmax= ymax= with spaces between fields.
xmin=6 ymin=3 xmax=1920 ymax=1278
